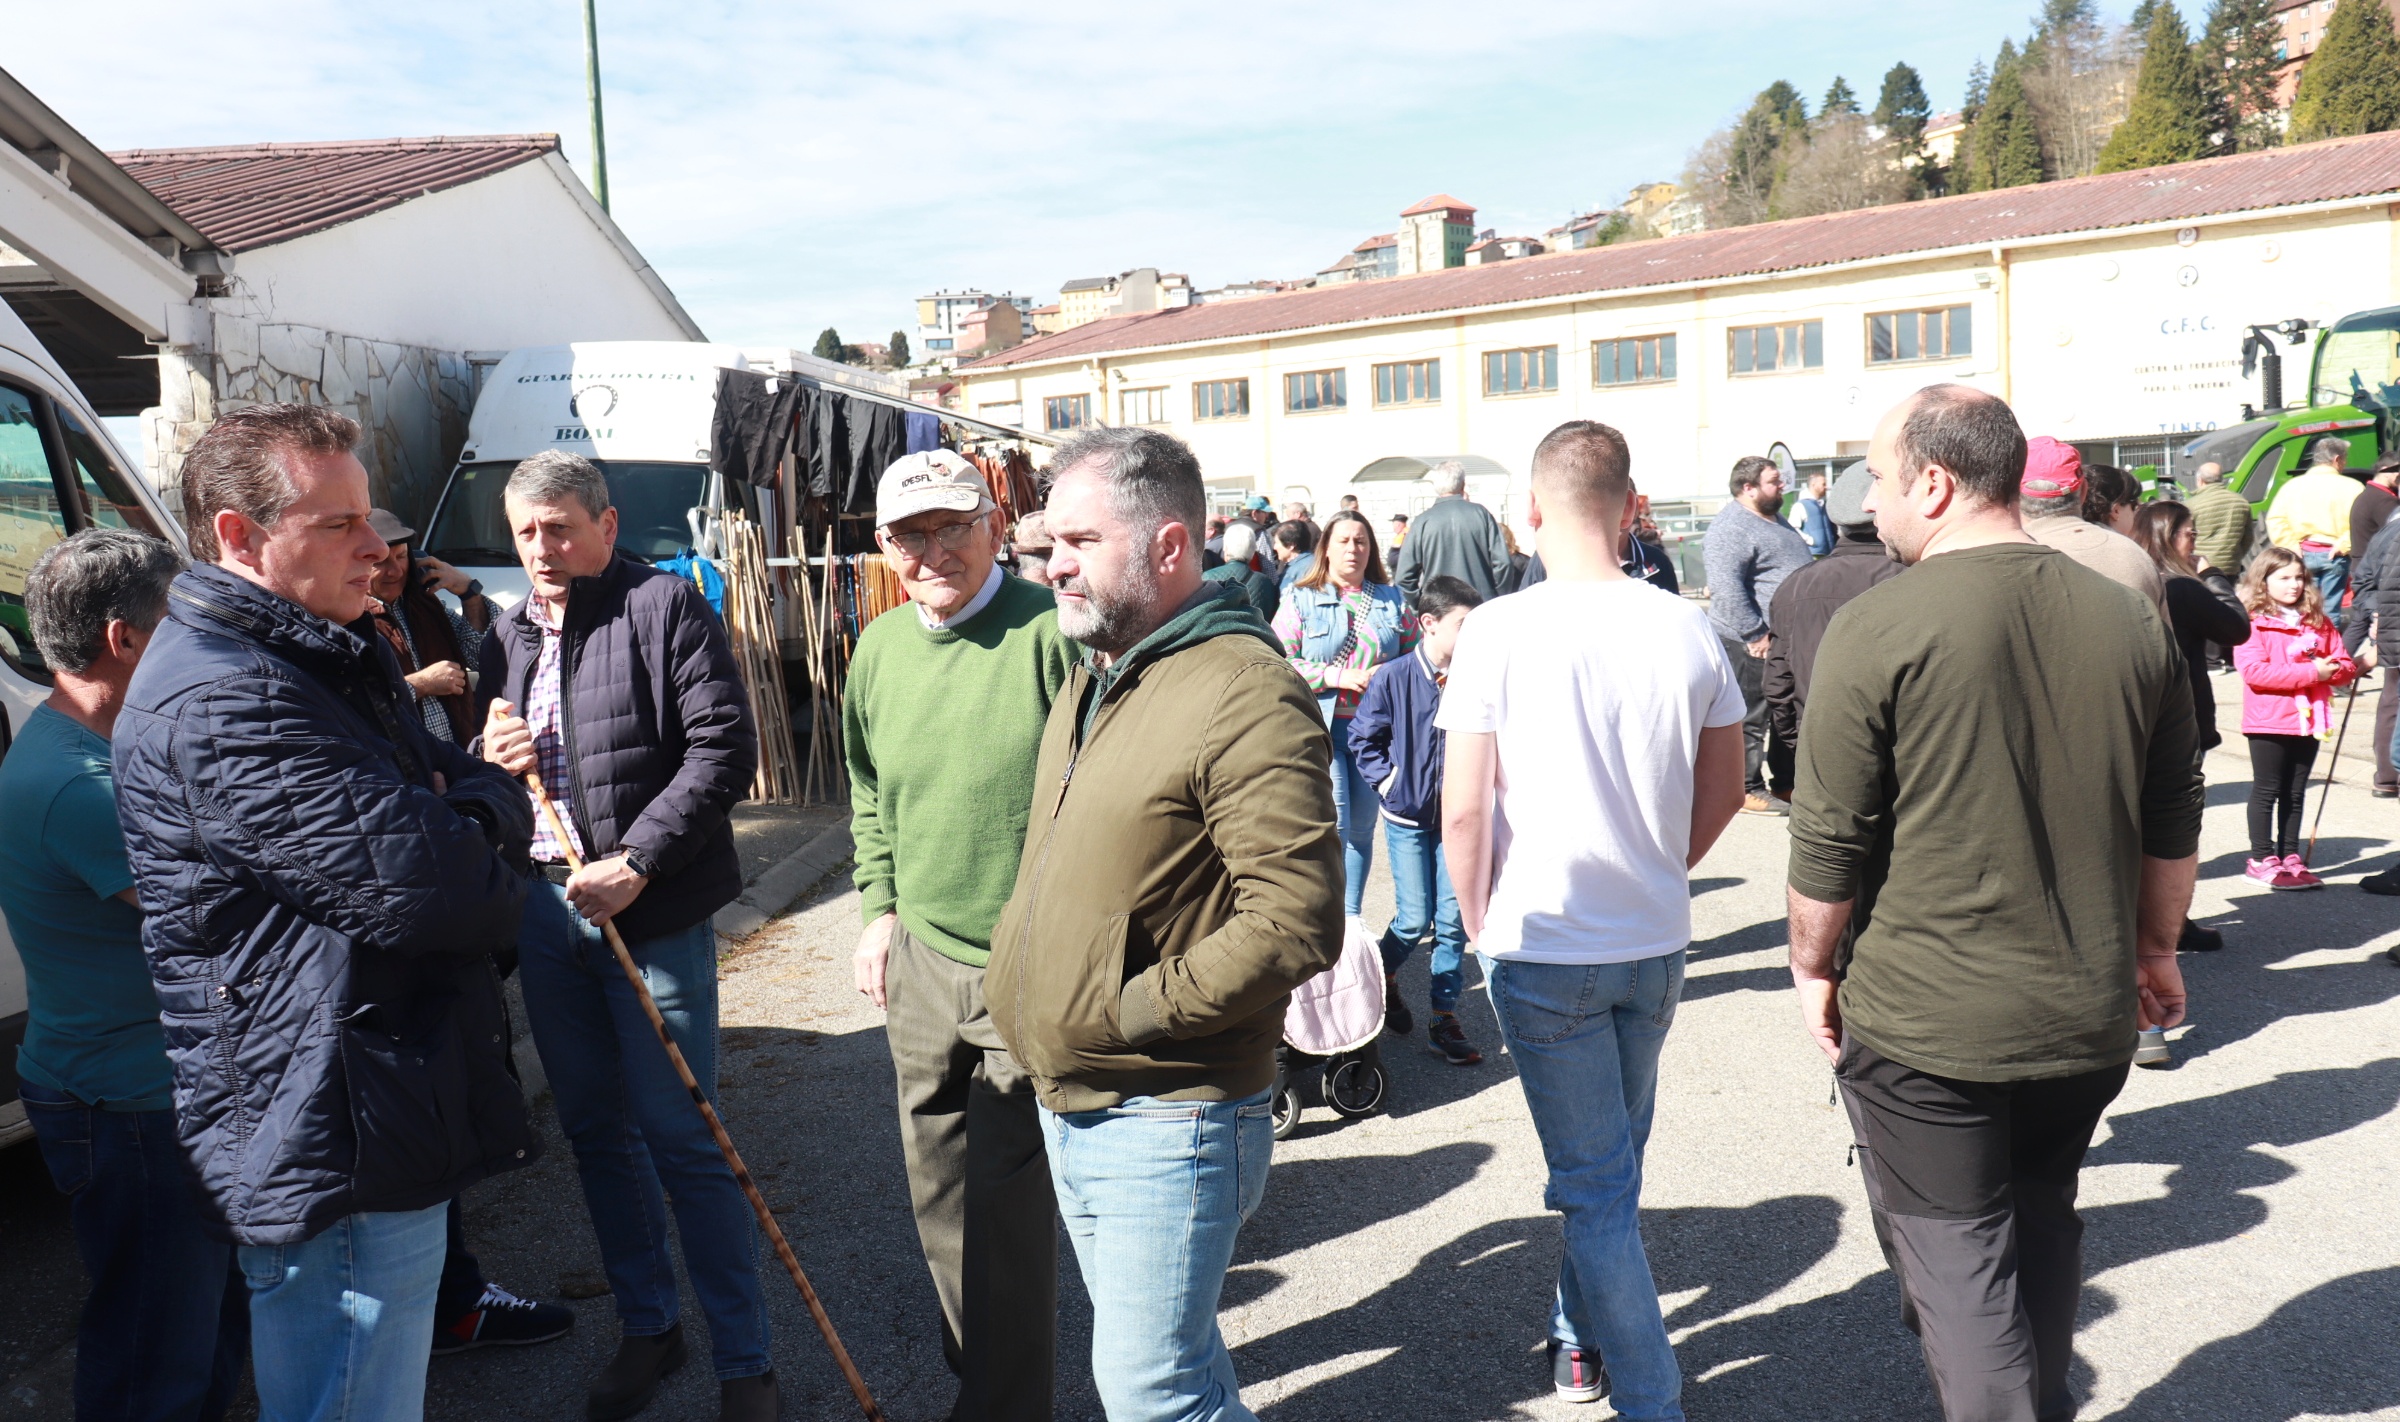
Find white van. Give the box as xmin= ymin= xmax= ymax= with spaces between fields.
xmin=0 ymin=302 xmax=186 ymax=1149
xmin=421 ymin=341 xmax=897 ymax=608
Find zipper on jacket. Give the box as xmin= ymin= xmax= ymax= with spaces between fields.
xmin=553 ymin=585 xmax=603 ymax=859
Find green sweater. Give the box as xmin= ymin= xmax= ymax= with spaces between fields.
xmin=845 ymin=575 xmax=1075 ymax=966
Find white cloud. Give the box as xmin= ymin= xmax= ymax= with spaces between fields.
xmin=11 ymin=1 xmax=2044 ymax=346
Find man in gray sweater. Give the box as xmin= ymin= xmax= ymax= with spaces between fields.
xmin=1704 ymin=455 xmax=1816 ymax=814
xmin=1393 ymin=461 xmax=1514 ymax=601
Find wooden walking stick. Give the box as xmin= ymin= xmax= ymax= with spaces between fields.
xmin=2304 ymin=676 xmax=2361 ymax=867
xmin=524 ymin=772 xmax=885 ymax=1422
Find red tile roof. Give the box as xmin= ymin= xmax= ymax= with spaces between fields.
xmin=109 ymin=134 xmax=560 ymax=251
xmin=964 ymin=130 xmax=2400 ymax=373
xmin=1353 ymin=232 xmax=1396 ymax=251
xmin=1400 ymin=194 xmax=1475 ymax=217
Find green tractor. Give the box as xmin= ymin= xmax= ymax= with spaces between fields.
xmin=2171 ymin=307 xmax=2400 ymax=511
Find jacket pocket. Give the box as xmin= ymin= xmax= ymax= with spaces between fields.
xmin=340 ymin=1000 xmax=478 ymax=1209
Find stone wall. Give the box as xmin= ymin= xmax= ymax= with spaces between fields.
xmin=145 ymin=307 xmax=477 ymax=526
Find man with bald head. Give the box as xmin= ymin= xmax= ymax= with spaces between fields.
xmin=1786 ymin=384 xmax=2200 ymax=1422
xmin=1441 ymin=419 xmax=1746 ymax=1415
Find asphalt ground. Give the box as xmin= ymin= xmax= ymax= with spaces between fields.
xmin=6 ymin=684 xmax=2400 ymax=1419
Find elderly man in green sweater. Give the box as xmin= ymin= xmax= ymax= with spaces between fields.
xmin=845 ymin=449 xmax=1075 ymax=1422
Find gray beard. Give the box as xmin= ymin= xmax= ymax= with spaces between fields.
xmin=1055 ymin=558 xmax=1161 ymax=656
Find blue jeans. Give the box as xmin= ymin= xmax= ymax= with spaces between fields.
xmin=1327 ymin=716 xmax=1376 ymax=917
xmin=2303 ymin=549 xmax=2350 ymax=609
xmin=1377 ymin=817 xmax=1466 ymax=1015
xmin=518 ymin=878 xmax=771 ymax=1378
xmin=22 ymin=1084 xmax=248 ymax=1422
xmin=1043 ymin=1091 xmax=1275 ymax=1422
xmin=1487 ymin=954 xmax=1687 ymax=1422
xmin=239 ymin=1202 xmax=445 ymax=1422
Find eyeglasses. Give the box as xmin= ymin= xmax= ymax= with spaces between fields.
xmin=881 ymin=519 xmax=983 ymax=558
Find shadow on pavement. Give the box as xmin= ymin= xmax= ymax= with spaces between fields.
xmin=2104 ymin=1267 xmax=2400 ymax=1421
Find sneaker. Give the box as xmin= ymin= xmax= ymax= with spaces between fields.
xmin=2178 ymin=919 xmax=2223 ymax=953
xmin=2280 ymin=853 xmax=2325 ymax=890
xmin=1383 ymin=974 xmax=1415 ymax=1038
xmin=432 ymin=1281 xmax=575 ymax=1354
xmin=1427 ymin=1014 xmax=1483 ymax=1065
xmin=2245 ymin=856 xmax=2285 ymax=885
xmin=1549 ymin=1339 xmax=1609 ymax=1404
xmin=2362 ymin=865 xmax=2400 ymax=896
xmin=1739 ymin=793 xmax=1788 ymax=817
xmin=2133 ymin=1026 xmax=2172 ymax=1069
xmin=2375 ymin=787 xmax=2399 ymax=800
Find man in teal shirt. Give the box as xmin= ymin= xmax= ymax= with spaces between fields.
xmin=845 ymin=450 xmax=1074 ymax=1422
xmin=2 ymin=528 xmax=247 ymax=1420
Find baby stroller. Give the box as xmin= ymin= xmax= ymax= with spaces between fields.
xmin=1269 ymin=918 xmax=1390 ymax=1138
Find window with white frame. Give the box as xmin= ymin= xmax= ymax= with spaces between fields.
xmin=1120 ymin=387 xmax=1168 ymax=425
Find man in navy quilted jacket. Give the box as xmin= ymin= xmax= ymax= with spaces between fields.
xmin=474 ymin=451 xmax=769 ymax=1422
xmin=113 ymin=404 xmax=538 ymax=1422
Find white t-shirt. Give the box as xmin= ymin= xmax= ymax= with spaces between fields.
xmin=1435 ymin=578 xmax=1746 ymax=964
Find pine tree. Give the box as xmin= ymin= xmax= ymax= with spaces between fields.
xmin=2129 ymin=0 xmax=2166 ymax=44
xmin=888 ymin=331 xmax=911 ymax=367
xmin=2289 ymin=0 xmax=2400 ymax=142
xmin=1874 ymin=62 xmax=1934 ymax=192
xmin=812 ymin=328 xmax=844 ymax=362
xmin=1823 ymin=76 xmax=1859 ymax=115
xmin=1963 ymin=56 xmax=1991 ymax=120
xmin=1967 ymin=44 xmax=2046 ymax=190
xmin=2097 ymin=3 xmax=2212 ymax=170
xmin=2202 ymin=0 xmax=2285 ymax=152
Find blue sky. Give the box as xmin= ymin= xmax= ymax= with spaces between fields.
xmin=18 ymin=2 xmax=2127 ymax=349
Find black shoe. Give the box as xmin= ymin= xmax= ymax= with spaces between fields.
xmin=1383 ymin=974 xmax=1414 ymax=1037
xmin=2366 ymin=866 xmax=2400 ymax=896
xmin=720 ymin=1371 xmax=778 ymax=1422
xmin=1548 ymin=1339 xmax=1609 ymax=1403
xmin=589 ymin=1324 xmax=687 ymax=1421
xmin=1427 ymin=1014 xmax=1483 ymax=1065
xmin=2178 ymin=919 xmax=2224 ymax=953
xmin=2375 ymin=787 xmax=2398 ymax=799
xmin=432 ymin=1281 xmax=575 ymax=1354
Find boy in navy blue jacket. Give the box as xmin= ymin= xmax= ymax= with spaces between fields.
xmin=1350 ymin=575 xmax=1483 ymax=1064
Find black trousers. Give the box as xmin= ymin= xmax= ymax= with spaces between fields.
xmin=2246 ymin=733 xmax=2321 ymax=857
xmin=1722 ymin=635 xmax=1791 ymax=796
xmin=1837 ymin=1038 xmax=2127 ymax=1422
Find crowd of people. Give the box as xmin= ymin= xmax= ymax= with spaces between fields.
xmin=0 ymin=383 xmax=2378 ymax=1422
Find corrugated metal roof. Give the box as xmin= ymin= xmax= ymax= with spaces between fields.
xmin=109 ymin=134 xmax=559 ymax=251
xmin=965 ymin=130 xmax=2400 ymax=373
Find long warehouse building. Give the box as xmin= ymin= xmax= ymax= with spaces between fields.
xmin=957 ymin=130 xmax=2400 ymax=528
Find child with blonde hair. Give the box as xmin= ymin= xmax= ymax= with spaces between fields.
xmin=2235 ymin=545 xmax=2356 ymax=888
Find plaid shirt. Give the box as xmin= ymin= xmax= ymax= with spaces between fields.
xmin=524 ymin=597 xmax=588 ymax=864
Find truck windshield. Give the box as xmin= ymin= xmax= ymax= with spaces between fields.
xmin=2312 ymin=312 xmax=2400 ymax=409
xmin=424 ymin=460 xmax=711 ymax=565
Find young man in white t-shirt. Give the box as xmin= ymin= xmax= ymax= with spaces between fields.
xmin=1439 ymin=420 xmax=1747 ymax=1419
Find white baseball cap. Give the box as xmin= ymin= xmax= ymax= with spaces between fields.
xmin=876 ymin=450 xmax=995 ymax=527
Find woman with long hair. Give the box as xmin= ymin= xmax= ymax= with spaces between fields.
xmin=1273 ymin=510 xmax=1415 ymax=924
xmin=2129 ymin=502 xmax=2250 ymax=1003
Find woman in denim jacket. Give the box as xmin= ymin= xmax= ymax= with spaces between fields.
xmin=1272 ymin=510 xmax=1417 ymax=918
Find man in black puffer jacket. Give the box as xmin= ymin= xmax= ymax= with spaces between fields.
xmin=114 ymin=405 xmax=538 ymax=1422
xmin=471 ymin=451 xmax=769 ymax=1422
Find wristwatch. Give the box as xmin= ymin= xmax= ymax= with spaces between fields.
xmin=461 ymin=578 xmax=484 ymax=601
xmin=621 ymin=845 xmax=656 ymax=880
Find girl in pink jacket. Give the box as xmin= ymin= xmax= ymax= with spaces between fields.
xmin=2236 ymin=545 xmax=2357 ymax=889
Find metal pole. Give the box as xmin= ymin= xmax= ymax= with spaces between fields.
xmin=582 ymin=0 xmax=610 ymax=212
xmin=526 ymin=773 xmax=883 ymax=1420
xmin=2304 ymin=679 xmax=2360 ymax=867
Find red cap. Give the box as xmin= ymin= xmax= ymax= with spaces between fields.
xmin=2021 ymin=436 xmax=2083 ymax=497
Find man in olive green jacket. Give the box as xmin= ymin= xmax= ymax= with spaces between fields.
xmin=988 ymin=426 xmax=1341 ymax=1422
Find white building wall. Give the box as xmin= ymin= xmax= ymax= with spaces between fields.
xmin=209 ymin=155 xmax=696 ymax=351
xmin=967 ymin=201 xmax=2400 ymax=535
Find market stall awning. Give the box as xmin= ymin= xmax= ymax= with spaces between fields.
xmin=1352 ymin=454 xmax=1512 ymax=484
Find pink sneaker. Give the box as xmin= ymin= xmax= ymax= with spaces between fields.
xmin=2280 ymin=853 xmax=2325 ymax=890
xmin=2246 ymin=856 xmax=2285 ymax=885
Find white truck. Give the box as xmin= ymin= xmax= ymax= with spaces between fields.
xmin=0 ymin=302 xmax=186 ymax=1149
xmin=419 ymin=341 xmax=923 ymax=609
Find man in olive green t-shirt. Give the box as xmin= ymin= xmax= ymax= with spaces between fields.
xmin=1786 ymin=386 xmax=2200 ymax=1422
xmin=845 ymin=450 xmax=1074 ymax=1422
